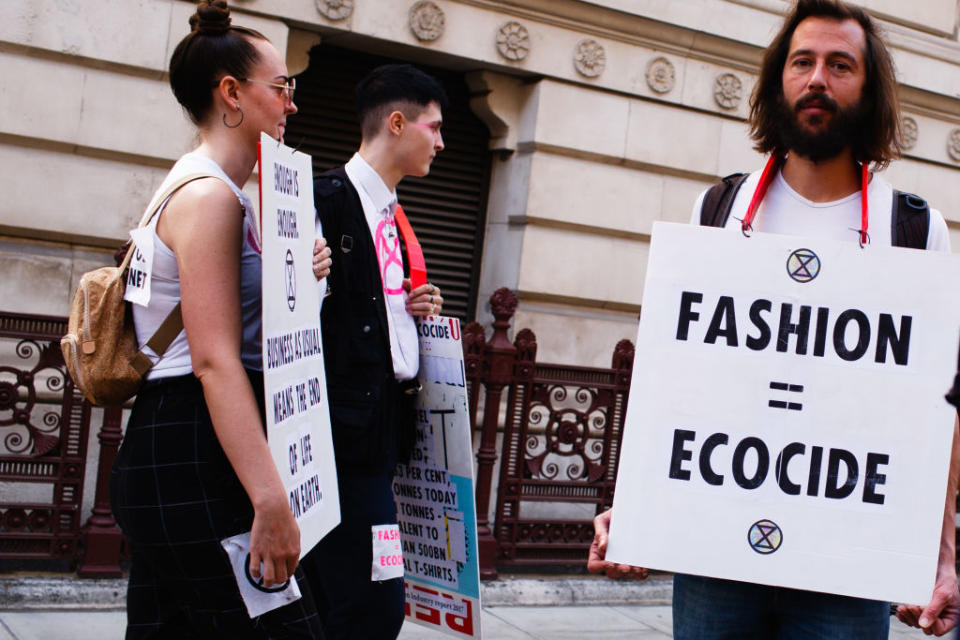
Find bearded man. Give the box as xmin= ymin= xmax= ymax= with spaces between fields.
xmin=588 ymin=0 xmax=960 ymax=637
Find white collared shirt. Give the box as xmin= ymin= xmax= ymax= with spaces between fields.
xmin=344 ymin=153 xmax=419 ymax=381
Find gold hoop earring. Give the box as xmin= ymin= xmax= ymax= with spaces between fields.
xmin=222 ymin=107 xmax=244 ymax=129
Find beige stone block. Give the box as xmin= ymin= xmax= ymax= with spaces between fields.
xmin=0 ymin=51 xmax=193 ymax=162
xmin=517 ymin=225 xmax=648 ymax=307
xmin=69 ymin=246 xmax=116 ymax=294
xmin=717 ymin=119 xmax=764 ymax=177
xmin=0 ymin=0 xmax=289 ymax=76
xmin=526 ymin=153 xmax=662 ymax=235
xmin=624 ymin=99 xmax=722 ymax=176
xmin=166 ymin=1 xmax=290 ymax=69
xmin=0 ymin=0 xmax=173 ymax=70
xmin=512 ymin=303 xmax=639 ymax=368
xmin=948 ymin=226 xmax=960 ymax=254
xmin=475 ymin=152 xmax=532 ymax=313
xmin=0 ymin=145 xmax=167 ymax=245
xmin=77 ymin=69 xmax=194 ymax=161
xmin=856 ymin=0 xmax=956 ymax=35
xmin=661 ymin=175 xmax=715 ymax=224
xmin=486 ymin=151 xmax=533 ymax=225
xmin=477 ymin=221 xmax=524 ymax=313
xmin=597 ymin=0 xmax=781 ymax=48
xmin=0 ymin=53 xmax=84 ymax=142
xmin=531 ymin=82 xmax=630 ymax=159
xmin=893 ymin=48 xmax=959 ymax=102
xmin=882 ymin=160 xmax=960 ymax=227
xmin=0 ymin=240 xmax=76 ymax=316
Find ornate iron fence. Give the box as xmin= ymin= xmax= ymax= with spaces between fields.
xmin=465 ymin=289 xmax=634 ymax=576
xmin=0 ymin=312 xmax=90 ymax=562
xmin=2 ymin=302 xmax=959 ymax=581
xmin=0 ymin=312 xmax=123 ymax=576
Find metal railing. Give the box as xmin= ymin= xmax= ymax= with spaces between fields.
xmin=465 ymin=289 xmax=634 ymax=577
xmin=3 ymin=303 xmax=959 ymax=582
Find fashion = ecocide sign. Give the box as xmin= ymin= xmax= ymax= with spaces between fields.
xmin=606 ymin=222 xmax=960 ymax=605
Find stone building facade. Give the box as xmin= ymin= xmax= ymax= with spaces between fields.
xmin=2 ymin=0 xmax=959 ymax=368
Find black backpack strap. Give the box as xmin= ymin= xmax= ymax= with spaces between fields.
xmin=700 ymin=173 xmax=749 ymax=227
xmin=892 ymin=190 xmax=930 ymax=250
xmin=314 ymin=166 xmax=349 ymax=245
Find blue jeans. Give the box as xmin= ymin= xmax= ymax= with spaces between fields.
xmin=673 ymin=574 xmax=890 ymax=640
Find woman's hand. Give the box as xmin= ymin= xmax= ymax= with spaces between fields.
xmin=313 ymin=237 xmax=332 ymax=281
xmin=249 ymin=490 xmax=300 ymax=587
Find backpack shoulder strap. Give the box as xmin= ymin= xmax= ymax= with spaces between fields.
xmin=314 ymin=166 xmax=353 ymax=254
xmin=127 ymin=172 xmax=224 ymax=373
xmin=700 ymin=173 xmax=749 ymax=227
xmin=892 ymin=190 xmax=930 ymax=250
xmin=135 ymin=172 xmax=222 ymax=229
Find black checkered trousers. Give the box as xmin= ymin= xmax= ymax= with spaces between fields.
xmin=110 ymin=372 xmax=323 ymax=639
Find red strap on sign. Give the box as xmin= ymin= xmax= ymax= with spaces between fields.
xmin=742 ymin=155 xmax=869 ymax=245
xmin=393 ymin=204 xmax=428 ymax=289
xmin=741 ymin=154 xmax=783 ymax=233
xmin=256 ymin=140 xmax=263 ymax=234
xmin=859 ymin=162 xmax=869 ymax=246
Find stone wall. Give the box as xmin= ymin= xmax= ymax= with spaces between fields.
xmin=1 ymin=0 xmax=958 ymax=375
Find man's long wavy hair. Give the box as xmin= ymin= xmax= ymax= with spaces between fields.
xmin=749 ymin=0 xmax=902 ymax=169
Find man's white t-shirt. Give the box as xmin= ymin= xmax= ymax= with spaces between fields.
xmin=690 ymin=169 xmax=950 ymax=252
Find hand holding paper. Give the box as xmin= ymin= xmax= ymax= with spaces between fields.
xmin=586 ymin=508 xmax=648 ymax=580
xmin=221 ymin=532 xmax=302 ymax=619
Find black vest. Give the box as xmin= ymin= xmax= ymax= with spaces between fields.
xmin=314 ymin=167 xmax=416 ymax=474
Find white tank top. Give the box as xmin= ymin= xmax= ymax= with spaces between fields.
xmin=133 ymin=152 xmax=262 ymax=378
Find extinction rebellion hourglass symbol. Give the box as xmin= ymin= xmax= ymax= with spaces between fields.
xmin=786 ymin=248 xmax=820 ymax=283
xmin=748 ymin=519 xmax=783 ymax=554
xmin=285 ymin=249 xmax=296 ymax=311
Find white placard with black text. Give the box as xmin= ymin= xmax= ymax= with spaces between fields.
xmin=394 ymin=316 xmax=482 ymax=638
xmin=607 ymin=221 xmax=960 ymax=604
xmin=259 ymin=132 xmax=340 ymax=557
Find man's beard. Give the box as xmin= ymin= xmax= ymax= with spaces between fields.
xmin=776 ymin=93 xmax=868 ymax=163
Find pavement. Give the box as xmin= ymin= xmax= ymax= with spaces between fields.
xmin=0 ymin=574 xmax=935 ymax=639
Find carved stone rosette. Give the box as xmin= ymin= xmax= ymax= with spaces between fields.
xmin=949 ymin=129 xmax=960 ymax=162
xmin=901 ymin=117 xmax=918 ymax=151
xmin=646 ymin=56 xmax=675 ymax=94
xmin=497 ymin=21 xmax=530 ymax=61
xmin=573 ymin=39 xmax=606 ymax=78
xmin=714 ymin=72 xmax=743 ymax=109
xmin=316 ymin=0 xmax=353 ymax=20
xmin=409 ymin=1 xmax=445 ymax=41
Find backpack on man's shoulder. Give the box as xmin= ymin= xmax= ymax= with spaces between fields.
xmin=699 ymin=172 xmax=931 ymax=249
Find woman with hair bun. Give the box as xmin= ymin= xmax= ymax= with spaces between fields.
xmin=109 ymin=1 xmax=328 ymax=637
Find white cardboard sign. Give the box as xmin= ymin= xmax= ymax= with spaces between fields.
xmin=607 ymin=221 xmax=960 ymax=604
xmin=259 ymin=132 xmax=340 ymax=557
xmin=394 ymin=316 xmax=482 ymax=638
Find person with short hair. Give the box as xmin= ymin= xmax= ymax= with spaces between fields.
xmin=588 ymin=0 xmax=960 ymax=637
xmin=301 ymin=63 xmax=447 ymax=640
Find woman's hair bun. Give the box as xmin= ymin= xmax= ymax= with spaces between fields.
xmin=189 ymin=0 xmax=232 ymax=35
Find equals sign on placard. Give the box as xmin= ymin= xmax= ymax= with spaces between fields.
xmin=769 ymin=381 xmax=803 ymax=411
